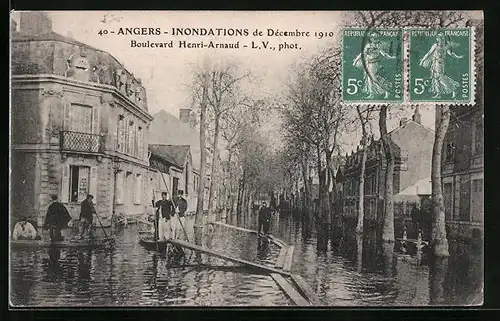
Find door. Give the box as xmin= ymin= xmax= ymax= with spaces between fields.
xmin=172 ymin=177 xmax=179 ymax=198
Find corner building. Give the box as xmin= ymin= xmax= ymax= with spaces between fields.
xmin=11 ymin=12 xmax=153 ymax=226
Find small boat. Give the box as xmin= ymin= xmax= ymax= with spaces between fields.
xmin=138 ymin=236 xmax=184 ymax=255
xmin=11 ymin=239 xmax=112 ymax=249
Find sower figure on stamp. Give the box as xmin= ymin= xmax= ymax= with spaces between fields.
xmin=79 ymin=194 xmax=96 ymax=240
xmin=44 ymin=194 xmax=72 ymax=242
xmin=418 ymin=33 xmax=463 ymax=99
xmin=353 ymin=31 xmax=396 ymax=99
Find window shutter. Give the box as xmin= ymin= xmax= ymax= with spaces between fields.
xmin=89 ymin=167 xmax=98 ymax=201
xmin=92 ymin=106 xmax=100 ymax=134
xmin=134 ymin=174 xmax=142 ymax=204
xmin=60 ymin=164 xmax=70 ymax=203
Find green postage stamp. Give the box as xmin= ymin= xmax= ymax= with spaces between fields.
xmin=342 ymin=28 xmax=404 ymax=104
xmin=408 ymin=28 xmax=475 ymax=104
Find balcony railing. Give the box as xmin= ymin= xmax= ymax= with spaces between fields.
xmin=60 ymin=130 xmax=105 ymax=153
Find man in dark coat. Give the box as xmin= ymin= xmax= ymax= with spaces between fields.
xmin=80 ymin=194 xmax=96 ymax=239
xmin=44 ymin=194 xmax=72 ymax=242
xmin=173 ymin=190 xmax=188 ymax=239
xmin=258 ymin=201 xmax=272 ymax=235
xmin=155 ymin=192 xmax=175 ymax=241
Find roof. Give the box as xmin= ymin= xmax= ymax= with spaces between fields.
xmin=12 ymin=31 xmax=103 ymax=53
xmin=149 ymin=110 xmax=201 ymax=170
xmin=149 ymin=144 xmax=190 ymax=168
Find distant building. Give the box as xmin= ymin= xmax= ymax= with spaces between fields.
xmin=339 ymin=107 xmax=434 ymax=225
xmin=10 ymin=12 xmax=153 ymax=226
xmin=148 ymin=109 xmax=212 ymax=210
xmin=148 ymin=144 xmax=197 ymax=212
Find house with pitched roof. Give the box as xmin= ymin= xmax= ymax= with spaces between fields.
xmin=147 ymin=144 xmax=197 ymax=213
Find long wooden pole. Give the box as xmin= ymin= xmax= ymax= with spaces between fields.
xmin=157 ymin=169 xmax=190 ymax=242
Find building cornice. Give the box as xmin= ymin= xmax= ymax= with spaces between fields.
xmin=11 ymin=74 xmax=154 ymax=122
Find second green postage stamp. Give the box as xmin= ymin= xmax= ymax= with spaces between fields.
xmin=342 ymin=28 xmax=404 ymax=104
xmin=409 ymin=28 xmax=475 ymax=104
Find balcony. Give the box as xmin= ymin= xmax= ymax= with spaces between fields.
xmin=60 ymin=130 xmax=105 ymax=154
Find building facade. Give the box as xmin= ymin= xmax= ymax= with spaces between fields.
xmin=441 ymin=19 xmax=484 ymax=241
xmin=340 ymin=108 xmax=434 ymax=225
xmin=11 ymin=12 xmax=153 ymax=227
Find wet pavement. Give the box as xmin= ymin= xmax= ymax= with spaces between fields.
xmin=10 ymin=210 xmax=483 ymax=306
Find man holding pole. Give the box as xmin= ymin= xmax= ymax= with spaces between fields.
xmin=155 ymin=192 xmax=175 ymax=241
xmin=173 ymin=190 xmax=188 ymax=240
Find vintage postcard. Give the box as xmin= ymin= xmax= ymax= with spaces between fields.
xmin=9 ymin=10 xmax=483 ymax=307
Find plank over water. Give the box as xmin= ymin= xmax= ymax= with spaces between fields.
xmin=275 ymin=247 xmax=287 ymax=269
xmin=283 ymin=246 xmax=295 ymax=272
xmin=213 ymin=221 xmax=286 ymax=249
xmin=270 ymin=273 xmax=310 ymax=306
xmin=290 ymin=274 xmax=322 ymax=306
xmin=167 ymin=239 xmax=292 ymax=277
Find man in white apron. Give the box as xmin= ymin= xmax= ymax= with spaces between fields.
xmin=155 ymin=192 xmax=175 ymax=241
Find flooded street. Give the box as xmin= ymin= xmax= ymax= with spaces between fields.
xmin=10 ymin=211 xmax=482 ymax=306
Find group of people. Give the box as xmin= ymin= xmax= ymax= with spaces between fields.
xmin=154 ymin=189 xmax=188 ymax=241
xmin=12 ymin=194 xmax=97 ymax=242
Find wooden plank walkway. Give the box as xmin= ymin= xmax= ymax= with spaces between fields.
xmin=271 ymin=273 xmax=311 ymax=306
xmin=290 ymin=274 xmax=323 ymax=306
xmin=212 ymin=222 xmax=257 ymax=234
xmin=213 ymin=221 xmax=286 ymax=249
xmin=283 ymin=246 xmax=295 ymax=272
xmin=275 ymin=247 xmax=287 ymax=269
xmin=166 ymin=239 xmax=291 ymax=277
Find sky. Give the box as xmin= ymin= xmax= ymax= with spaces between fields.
xmin=11 ymin=10 xmax=480 ymax=153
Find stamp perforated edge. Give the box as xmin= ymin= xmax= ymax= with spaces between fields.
xmin=340 ymin=27 xmax=405 ymax=106
xmin=404 ymin=26 xmax=477 ymax=106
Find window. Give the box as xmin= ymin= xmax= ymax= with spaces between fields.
xmin=134 ymin=174 xmax=142 ymax=204
xmin=138 ymin=126 xmax=143 ymax=158
xmin=69 ymin=165 xmax=90 ymax=203
xmin=443 ymin=182 xmax=453 ymax=221
xmin=68 ymin=104 xmax=93 ymax=133
xmin=172 ymin=177 xmax=179 ymax=198
xmin=115 ymin=170 xmax=124 ymax=204
xmin=117 ymin=115 xmax=125 ymax=152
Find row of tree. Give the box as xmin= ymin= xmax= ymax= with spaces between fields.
xmin=185 ymin=11 xmax=480 ymax=258
xmin=278 ymin=10 xmax=474 ymax=257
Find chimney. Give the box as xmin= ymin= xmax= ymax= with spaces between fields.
xmin=399 ymin=117 xmax=409 ymax=127
xmin=412 ymin=106 xmax=421 ymax=124
xmin=10 ymin=19 xmax=17 ymax=33
xmin=20 ymin=12 xmax=52 ymax=36
xmin=179 ymin=108 xmax=191 ymax=124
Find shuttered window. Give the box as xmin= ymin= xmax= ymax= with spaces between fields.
xmin=134 ymin=173 xmax=142 ymax=204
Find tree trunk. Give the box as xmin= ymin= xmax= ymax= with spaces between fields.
xmin=356 ymin=139 xmax=368 ymax=234
xmin=195 ymin=74 xmax=209 ymax=232
xmin=207 ymin=116 xmax=220 ymax=216
xmin=380 ymin=105 xmax=395 ymax=242
xmin=316 ymin=145 xmax=324 ymax=220
xmin=301 ymin=151 xmax=312 ymax=216
xmin=325 ymin=150 xmax=333 ymax=225
xmin=431 ymin=106 xmax=450 ymax=257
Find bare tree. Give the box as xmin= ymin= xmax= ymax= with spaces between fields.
xmin=203 ymin=63 xmax=253 ymax=217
